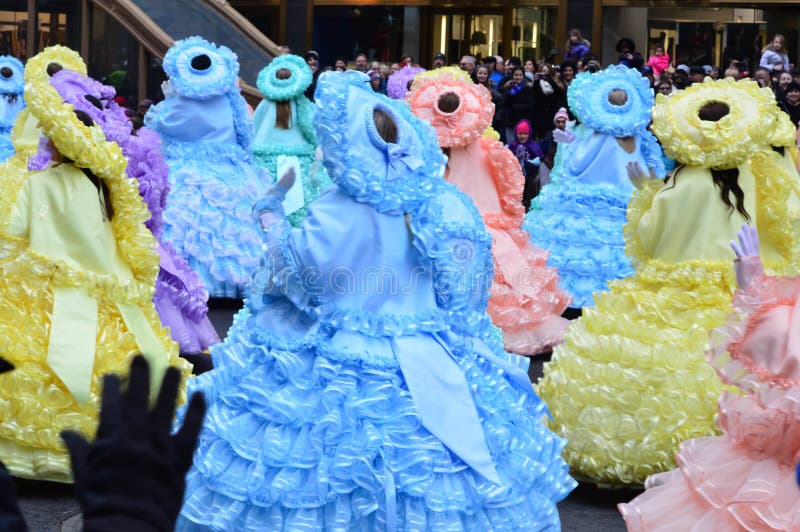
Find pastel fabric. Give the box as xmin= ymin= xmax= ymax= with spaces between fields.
xmin=408 ymin=68 xmax=571 ymax=355
xmin=44 ymin=69 xmax=219 ymax=353
xmin=176 ymin=70 xmax=575 ymax=531
xmin=620 ymin=273 xmax=800 ymax=531
xmin=0 ymin=56 xmax=25 ymax=163
xmin=252 ymin=54 xmax=331 ymax=227
xmin=145 ymin=37 xmax=270 ymax=298
xmin=523 ymin=66 xmax=665 ymax=308
xmin=0 ymin=46 xmax=190 ymax=482
xmin=536 ymin=78 xmax=800 ymax=487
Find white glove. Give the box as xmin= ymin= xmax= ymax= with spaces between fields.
xmin=730 ymin=223 xmax=764 ymax=289
xmin=553 ymin=128 xmax=576 ymax=144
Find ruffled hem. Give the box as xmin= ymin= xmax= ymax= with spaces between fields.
xmin=177 ymin=305 xmax=575 ymax=530
xmin=536 ymin=262 xmax=736 ymax=486
xmin=0 ymin=279 xmax=190 ymax=482
xmin=161 ymin=154 xmax=269 ymax=297
xmin=620 ymin=440 xmax=800 ymax=531
xmin=524 ymin=181 xmax=635 ymax=307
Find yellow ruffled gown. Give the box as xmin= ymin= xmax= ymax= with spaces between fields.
xmin=536 ymin=78 xmax=800 ymax=486
xmin=0 ymin=46 xmax=190 ymax=482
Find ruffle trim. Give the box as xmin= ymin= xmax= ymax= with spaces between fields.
xmin=314 ymin=71 xmax=447 ymax=215
xmin=162 ymin=36 xmax=240 ymax=100
xmin=256 ymin=54 xmax=313 ymax=101
xmin=23 ymin=46 xmax=160 ymax=286
xmin=567 ymin=65 xmax=653 ymax=137
xmin=652 ymin=77 xmax=784 ymax=169
xmin=387 ymin=65 xmax=425 ymax=100
xmin=0 ymin=56 xmax=24 ymax=95
xmin=406 ymin=69 xmax=492 ymax=148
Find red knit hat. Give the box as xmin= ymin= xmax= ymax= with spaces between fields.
xmin=515 ymin=120 xmax=530 ymax=135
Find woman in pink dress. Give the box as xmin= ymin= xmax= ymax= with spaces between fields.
xmin=408 ymin=67 xmax=570 ymax=355
xmin=619 ymin=224 xmax=800 ymax=531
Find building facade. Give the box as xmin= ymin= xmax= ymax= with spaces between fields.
xmin=233 ymin=0 xmax=800 ymax=71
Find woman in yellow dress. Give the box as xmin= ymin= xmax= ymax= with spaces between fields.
xmin=0 ymin=46 xmax=190 ymax=482
xmin=536 ymin=77 xmax=800 ymax=487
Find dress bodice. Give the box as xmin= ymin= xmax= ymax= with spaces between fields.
xmin=147 ymin=94 xmax=238 ymax=149
xmin=446 ymin=142 xmax=503 ymax=215
xmin=285 ymin=186 xmax=441 ymax=334
xmin=567 ymin=133 xmax=648 ymax=195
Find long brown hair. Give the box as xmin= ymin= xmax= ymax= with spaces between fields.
xmin=68 ymin=110 xmax=114 ymax=220
xmin=372 ymin=108 xmax=398 ymax=143
xmin=700 ymin=101 xmax=750 ymax=220
xmin=274 ymin=68 xmax=293 ymax=129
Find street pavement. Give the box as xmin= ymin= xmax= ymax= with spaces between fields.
xmin=19 ymin=301 xmax=633 ymax=531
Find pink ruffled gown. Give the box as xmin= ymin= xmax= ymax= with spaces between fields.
xmin=408 ymin=69 xmax=570 ymax=355
xmin=619 ymin=272 xmax=800 ymax=531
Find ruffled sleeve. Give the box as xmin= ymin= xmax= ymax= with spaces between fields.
xmin=638 ymin=129 xmax=667 ymax=179
xmin=411 ymin=187 xmax=494 ymax=329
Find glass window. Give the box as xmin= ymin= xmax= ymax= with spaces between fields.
xmin=512 ymin=7 xmax=556 ymax=63
xmin=0 ymin=1 xmax=29 ymax=60
xmin=89 ymin=5 xmax=140 ymax=107
xmin=313 ymin=6 xmax=405 ymax=67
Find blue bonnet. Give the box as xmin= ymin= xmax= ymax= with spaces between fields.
xmin=314 ymin=70 xmax=446 ymax=214
xmin=162 ymin=36 xmax=239 ymax=99
xmin=256 ymin=54 xmax=312 ymax=101
xmin=0 ymin=56 xmax=24 ymax=96
xmin=568 ymin=64 xmax=653 ymax=137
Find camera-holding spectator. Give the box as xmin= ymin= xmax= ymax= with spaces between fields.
xmin=500 ymin=65 xmax=533 ymax=143
xmin=616 ymin=38 xmax=644 ymax=70
xmin=532 ymin=62 xmax=566 ymax=140
xmin=754 ymin=66 xmax=772 ymax=88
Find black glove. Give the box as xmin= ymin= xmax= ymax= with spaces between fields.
xmin=61 ymin=356 xmax=205 ymax=532
xmin=0 ymin=357 xmax=27 ymax=532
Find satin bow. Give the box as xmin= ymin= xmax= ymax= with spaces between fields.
xmin=699 ymin=113 xmax=734 ymax=140
xmin=386 ymin=141 xmax=424 ymax=181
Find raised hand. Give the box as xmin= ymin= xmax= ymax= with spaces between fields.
xmin=552 ymin=128 xmax=576 ymax=144
xmin=61 ymin=356 xmax=205 ymax=532
xmin=730 ymin=223 xmax=763 ymax=290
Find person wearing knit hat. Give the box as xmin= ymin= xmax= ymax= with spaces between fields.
xmin=553 ymin=107 xmax=569 ymax=129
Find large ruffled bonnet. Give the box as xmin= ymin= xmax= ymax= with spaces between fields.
xmin=256 ymin=54 xmax=312 ymax=101
xmin=387 ymin=65 xmax=425 ymax=100
xmin=568 ymin=65 xmax=653 ymax=137
xmin=314 ymin=70 xmax=445 ymax=214
xmin=406 ymin=67 xmax=492 ymax=148
xmin=652 ymin=77 xmax=790 ymax=169
xmin=161 ymin=36 xmax=239 ymax=99
xmin=0 ymin=56 xmax=24 ymax=96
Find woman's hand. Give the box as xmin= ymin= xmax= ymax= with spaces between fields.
xmin=730 ymin=223 xmax=764 ymax=289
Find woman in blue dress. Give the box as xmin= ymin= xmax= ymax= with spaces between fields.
xmin=145 ymin=36 xmax=269 ymax=298
xmin=176 ymin=70 xmax=575 ymax=531
xmin=0 ymin=56 xmax=25 ymax=163
xmin=523 ymin=65 xmax=666 ymax=309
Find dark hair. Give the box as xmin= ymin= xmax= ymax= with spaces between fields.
xmin=274 ymin=68 xmax=293 ymax=129
xmin=437 ymin=92 xmax=460 ymax=113
xmin=69 ymin=110 xmax=114 ymax=220
xmin=697 ymin=101 xmax=750 ymax=220
xmin=46 ymin=62 xmax=63 ymax=77
xmin=373 ymin=108 xmax=398 ymax=144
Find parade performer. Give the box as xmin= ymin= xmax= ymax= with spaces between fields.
xmin=0 ymin=46 xmax=190 ymax=482
xmin=387 ymin=64 xmax=425 ymax=100
xmin=536 ymin=77 xmax=800 ymax=487
xmin=176 ymin=70 xmax=575 ymax=531
xmin=252 ymin=54 xmax=330 ymax=227
xmin=0 ymin=56 xmax=24 ymax=163
xmin=32 ymin=68 xmax=220 ymax=355
xmin=145 ymin=36 xmax=269 ymax=298
xmin=523 ymin=65 xmax=666 ymax=308
xmin=408 ymin=67 xmax=570 ymax=355
xmin=619 ymin=225 xmax=800 ymax=530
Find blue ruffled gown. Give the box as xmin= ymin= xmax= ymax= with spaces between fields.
xmin=0 ymin=56 xmax=25 ymax=163
xmin=523 ymin=128 xmax=664 ymax=307
xmin=176 ymin=69 xmax=575 ymax=531
xmin=146 ymin=89 xmax=270 ymax=298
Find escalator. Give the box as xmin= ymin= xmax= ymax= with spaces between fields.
xmin=91 ymin=0 xmax=280 ymax=102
